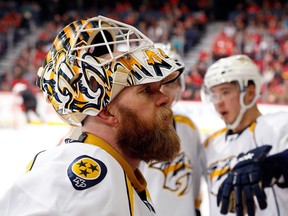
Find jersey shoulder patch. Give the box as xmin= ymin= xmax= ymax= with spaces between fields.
xmin=67 ymin=155 xmax=107 ymax=190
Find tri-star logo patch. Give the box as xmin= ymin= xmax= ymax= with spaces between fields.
xmin=67 ymin=155 xmax=107 ymax=190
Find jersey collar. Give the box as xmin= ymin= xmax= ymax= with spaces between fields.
xmin=79 ymin=132 xmax=147 ymax=193
xmin=226 ymin=120 xmax=257 ymax=141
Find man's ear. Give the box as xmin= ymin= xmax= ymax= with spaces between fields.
xmin=245 ymin=84 xmax=256 ymax=104
xmin=97 ymin=106 xmax=119 ymax=126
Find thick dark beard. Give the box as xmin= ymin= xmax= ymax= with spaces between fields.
xmin=116 ymin=105 xmax=180 ymax=163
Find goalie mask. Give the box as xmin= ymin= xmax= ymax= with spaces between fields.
xmin=154 ymin=42 xmax=186 ymax=107
xmin=154 ymin=43 xmax=185 ymax=92
xmin=36 ymin=16 xmax=184 ymax=126
xmin=203 ymin=54 xmax=262 ymax=129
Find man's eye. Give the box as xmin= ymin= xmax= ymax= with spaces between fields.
xmin=222 ymin=89 xmax=234 ymax=95
xmin=222 ymin=90 xmax=229 ymax=95
xmin=142 ymin=86 xmax=152 ymax=94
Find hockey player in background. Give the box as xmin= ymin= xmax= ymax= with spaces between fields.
xmin=12 ymin=82 xmax=42 ymax=123
xmin=203 ymin=54 xmax=288 ymax=216
xmin=139 ymin=43 xmax=206 ymax=216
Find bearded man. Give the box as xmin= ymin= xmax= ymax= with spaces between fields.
xmin=0 ymin=16 xmax=184 ymax=216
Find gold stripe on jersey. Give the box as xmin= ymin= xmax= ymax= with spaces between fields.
xmin=249 ymin=120 xmax=257 ymax=142
xmin=209 ymin=167 xmax=230 ymax=181
xmin=204 ymin=128 xmax=228 ymax=148
xmin=174 ymin=115 xmax=196 ymax=130
xmin=26 ymin=160 xmax=33 ymax=172
xmin=249 ymin=121 xmax=256 ymax=132
xmin=207 ymin=153 xmax=236 ymax=181
xmin=81 ymin=133 xmax=156 ymax=214
xmin=125 ymin=174 xmax=135 ymax=216
xmin=194 ymin=198 xmax=202 ymax=209
xmin=25 ymin=150 xmax=46 ymax=172
xmin=82 ymin=133 xmax=147 ymax=193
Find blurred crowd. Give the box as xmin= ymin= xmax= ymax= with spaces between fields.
xmin=0 ymin=0 xmax=209 ymax=95
xmin=1 ymin=0 xmax=288 ymax=104
xmin=183 ymin=0 xmax=288 ymax=104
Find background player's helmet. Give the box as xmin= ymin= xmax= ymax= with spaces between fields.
xmin=12 ymin=83 xmax=28 ymax=94
xmin=37 ymin=16 xmax=184 ymax=126
xmin=203 ymin=54 xmax=262 ymax=129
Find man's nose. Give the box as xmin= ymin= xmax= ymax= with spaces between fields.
xmin=156 ymin=91 xmax=170 ymax=107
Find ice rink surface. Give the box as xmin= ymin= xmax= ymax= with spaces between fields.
xmin=0 ymin=123 xmax=70 ymax=197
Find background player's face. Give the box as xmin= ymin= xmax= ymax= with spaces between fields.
xmin=210 ymin=82 xmax=241 ymax=125
xmin=112 ymin=82 xmax=180 ymax=162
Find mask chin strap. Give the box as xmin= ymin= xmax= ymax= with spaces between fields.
xmin=226 ymin=89 xmax=260 ymax=130
xmin=110 ymin=67 xmax=131 ymax=101
xmin=226 ymin=93 xmax=246 ymax=130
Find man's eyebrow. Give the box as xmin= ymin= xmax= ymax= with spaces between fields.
xmin=220 ymin=86 xmax=233 ymax=90
xmin=212 ymin=86 xmax=234 ymax=92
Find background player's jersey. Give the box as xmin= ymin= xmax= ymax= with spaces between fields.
xmin=139 ymin=110 xmax=206 ymax=216
xmin=204 ymin=111 xmax=288 ymax=216
xmin=0 ymin=135 xmax=156 ymax=216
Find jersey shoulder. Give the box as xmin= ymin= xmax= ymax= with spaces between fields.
xmin=174 ymin=114 xmax=197 ymax=131
xmin=204 ymin=127 xmax=228 ymax=148
xmin=255 ymin=111 xmax=288 ymax=150
xmin=27 ymin=142 xmax=123 ymax=183
xmin=255 ymin=111 xmax=288 ymax=133
xmin=257 ymin=111 xmax=288 ymax=124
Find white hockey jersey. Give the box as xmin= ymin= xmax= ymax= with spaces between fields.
xmin=204 ymin=111 xmax=288 ymax=216
xmin=0 ymin=133 xmax=156 ymax=216
xmin=139 ymin=111 xmax=206 ymax=216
